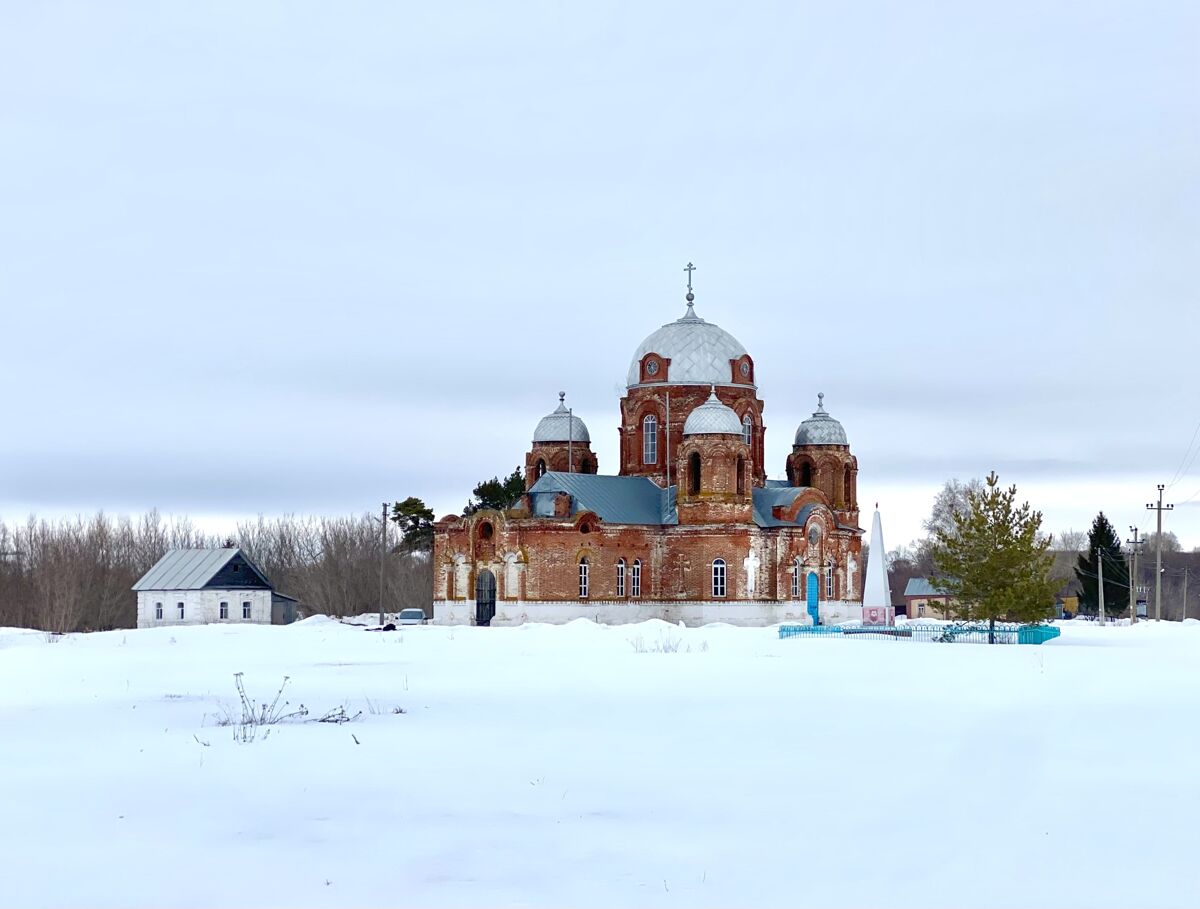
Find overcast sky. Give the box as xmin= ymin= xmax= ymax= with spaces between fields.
xmin=2 ymin=2 xmax=1198 ymax=550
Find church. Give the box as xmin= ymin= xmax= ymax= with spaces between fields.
xmin=432 ymin=274 xmax=865 ymax=627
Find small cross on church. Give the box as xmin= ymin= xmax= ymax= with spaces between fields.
xmin=683 ymin=261 xmax=696 ymax=293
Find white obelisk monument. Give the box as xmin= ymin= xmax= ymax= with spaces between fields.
xmin=862 ymin=504 xmax=893 ymax=625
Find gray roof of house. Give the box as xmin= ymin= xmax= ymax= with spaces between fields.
xmin=527 ymin=472 xmax=678 ymax=525
xmin=132 ymin=548 xmax=264 ymax=591
xmin=904 ymin=578 xmax=950 ymax=597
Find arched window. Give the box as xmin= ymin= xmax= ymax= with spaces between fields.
xmin=843 ymin=466 xmax=852 ymax=505
xmin=578 ymin=558 xmax=589 ymax=599
xmin=536 ymin=459 xmax=546 ymax=478
xmin=791 ymin=557 xmax=800 ymax=599
xmin=689 ymin=451 xmax=701 ymax=494
xmin=616 ymin=558 xmax=626 ymax=598
xmin=631 ymin=559 xmax=642 ymax=598
xmin=742 ymin=413 xmax=753 ymax=446
xmin=736 ymin=456 xmax=745 ymax=496
xmin=825 ymin=561 xmax=834 ymax=599
xmin=712 ymin=559 xmax=727 ymax=598
xmin=800 ymin=462 xmax=812 ymax=486
xmin=642 ymin=415 xmax=658 ymax=465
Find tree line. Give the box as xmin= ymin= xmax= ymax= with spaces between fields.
xmin=0 ymin=510 xmax=431 ymax=633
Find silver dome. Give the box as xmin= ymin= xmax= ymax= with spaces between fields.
xmin=626 ymin=301 xmax=750 ymax=387
xmin=683 ymin=388 xmax=745 ymax=436
xmin=533 ymin=394 xmax=591 ymax=444
xmin=794 ymin=393 xmax=848 ymax=446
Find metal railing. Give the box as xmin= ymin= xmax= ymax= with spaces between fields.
xmin=778 ymin=621 xmax=1061 ymax=645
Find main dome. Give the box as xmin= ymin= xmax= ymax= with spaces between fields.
xmin=626 ymin=301 xmax=750 ymax=387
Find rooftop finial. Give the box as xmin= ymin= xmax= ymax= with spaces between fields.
xmin=558 ymin=391 xmax=565 ymax=404
xmin=817 ymin=392 xmax=825 ymax=412
xmin=684 ymin=261 xmax=696 ymax=305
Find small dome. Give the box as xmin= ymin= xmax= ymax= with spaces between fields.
xmin=626 ymin=301 xmax=750 ymax=387
xmin=683 ymin=388 xmax=744 ymax=436
xmin=794 ymin=393 xmax=848 ymax=446
xmin=533 ymin=393 xmax=591 ymax=444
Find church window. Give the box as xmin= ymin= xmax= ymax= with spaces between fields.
xmin=154 ymin=602 xmax=163 ymax=620
xmin=736 ymin=456 xmax=745 ymax=496
xmin=536 ymin=459 xmax=546 ymax=478
xmin=742 ymin=414 xmax=753 ymax=446
xmin=631 ymin=559 xmax=642 ymax=598
xmin=616 ymin=559 xmax=626 ymax=597
xmin=843 ymin=466 xmax=852 ymax=505
xmin=791 ymin=558 xmax=800 ymax=599
xmin=712 ymin=559 xmax=727 ymax=598
xmin=243 ymin=600 xmax=252 ymax=619
xmin=642 ymin=415 xmax=657 ymax=464
xmin=479 ymin=522 xmax=493 ymax=541
xmin=825 ymin=562 xmax=834 ymax=599
xmin=578 ymin=558 xmax=589 ymax=598
xmin=800 ymin=462 xmax=812 ymax=486
xmin=219 ymin=601 xmax=228 ymax=619
xmin=177 ymin=601 xmax=185 ymax=619
xmin=689 ymin=452 xmax=701 ymax=494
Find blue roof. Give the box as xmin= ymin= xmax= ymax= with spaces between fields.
xmin=525 ymin=473 xmax=826 ymax=530
xmin=752 ymin=486 xmax=816 ymax=528
xmin=527 ymin=472 xmax=678 ymax=525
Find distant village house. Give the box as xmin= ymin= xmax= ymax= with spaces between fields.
xmin=133 ymin=548 xmax=298 ymax=628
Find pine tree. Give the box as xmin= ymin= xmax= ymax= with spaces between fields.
xmin=390 ymin=497 xmax=435 ymax=554
xmin=1075 ymin=512 xmax=1129 ymax=616
xmin=930 ymin=471 xmax=1060 ymax=638
xmin=463 ymin=468 xmax=525 ymax=516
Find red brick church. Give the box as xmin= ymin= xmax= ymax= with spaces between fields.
xmin=432 ymin=278 xmax=865 ymax=626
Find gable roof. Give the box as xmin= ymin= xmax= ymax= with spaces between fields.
xmin=132 ymin=548 xmax=271 ymax=591
xmin=904 ymin=578 xmax=951 ymax=598
xmin=527 ymin=472 xmax=678 ymax=525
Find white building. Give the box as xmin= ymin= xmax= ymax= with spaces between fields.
xmin=133 ymin=547 xmax=298 ymax=629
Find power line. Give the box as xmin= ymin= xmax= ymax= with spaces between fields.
xmin=1167 ymin=415 xmax=1200 ymax=488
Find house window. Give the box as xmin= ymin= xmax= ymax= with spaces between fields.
xmin=242 ymin=601 xmax=252 ymax=619
xmin=689 ymin=451 xmax=701 ymax=494
xmin=154 ymin=602 xmax=163 ymax=620
xmin=616 ymin=559 xmax=626 ymax=598
xmin=918 ymin=603 xmax=926 ymax=617
xmin=219 ymin=601 xmax=228 ymax=619
xmin=742 ymin=414 xmax=753 ymax=446
xmin=712 ymin=559 xmax=727 ymax=598
xmin=631 ymin=559 xmax=642 ymax=598
xmin=579 ymin=558 xmax=589 ymax=599
xmin=825 ymin=563 xmax=834 ymax=599
xmin=177 ymin=602 xmax=185 ymax=619
xmin=791 ymin=558 xmax=800 ymax=599
xmin=642 ymin=415 xmax=657 ymax=464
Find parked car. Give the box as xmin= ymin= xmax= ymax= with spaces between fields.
xmin=397 ymin=608 xmax=429 ymax=626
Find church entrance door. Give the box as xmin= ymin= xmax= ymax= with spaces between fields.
xmin=475 ymin=569 xmax=496 ymax=626
xmin=806 ymin=571 xmax=820 ymax=626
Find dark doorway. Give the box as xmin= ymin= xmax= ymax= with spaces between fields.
xmin=475 ymin=569 xmax=496 ymax=626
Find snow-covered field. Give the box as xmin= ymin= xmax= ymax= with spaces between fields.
xmin=1 ymin=618 xmax=1198 ymax=908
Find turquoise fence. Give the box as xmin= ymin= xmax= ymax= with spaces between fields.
xmin=779 ymin=621 xmax=1061 ymax=645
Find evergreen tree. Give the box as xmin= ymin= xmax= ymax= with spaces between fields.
xmin=930 ymin=471 xmax=1060 ymax=637
xmin=390 ymin=497 xmax=435 ymax=554
xmin=463 ymin=468 xmax=525 ymax=516
xmin=1075 ymin=512 xmax=1130 ymax=616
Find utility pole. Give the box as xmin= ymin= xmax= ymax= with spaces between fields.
xmin=1097 ymin=546 xmax=1106 ymax=625
xmin=1127 ymin=526 xmax=1142 ymax=624
xmin=1183 ymin=567 xmax=1190 ymax=622
xmin=1146 ymin=485 xmax=1174 ymax=621
xmin=379 ymin=501 xmax=389 ymax=627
